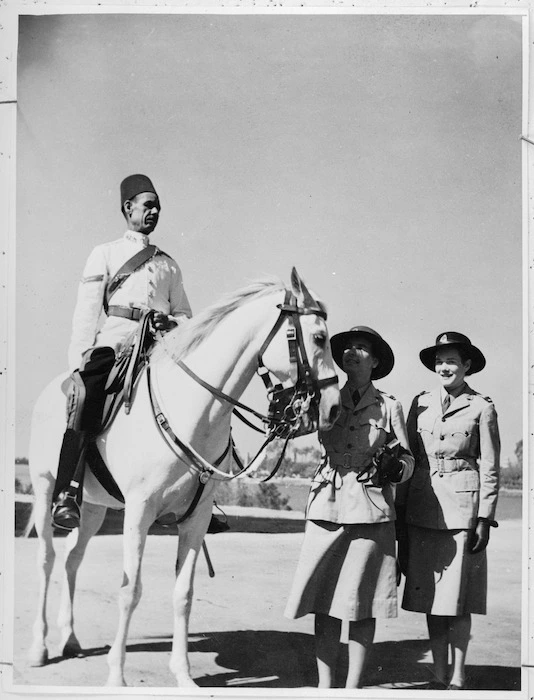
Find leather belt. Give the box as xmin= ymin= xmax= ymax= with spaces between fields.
xmin=107 ymin=305 xmax=142 ymax=321
xmin=427 ymin=456 xmax=477 ymax=474
xmin=332 ymin=453 xmax=372 ymax=471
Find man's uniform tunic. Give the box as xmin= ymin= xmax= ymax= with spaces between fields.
xmin=68 ymin=230 xmax=192 ymax=371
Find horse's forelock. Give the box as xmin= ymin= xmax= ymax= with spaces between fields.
xmin=154 ymin=278 xmax=286 ymax=361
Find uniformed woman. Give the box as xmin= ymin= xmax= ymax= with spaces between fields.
xmin=285 ymin=326 xmax=414 ymax=688
xmin=398 ymin=332 xmax=500 ymax=690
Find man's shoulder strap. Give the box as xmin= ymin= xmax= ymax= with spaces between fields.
xmin=105 ymin=244 xmax=162 ymax=311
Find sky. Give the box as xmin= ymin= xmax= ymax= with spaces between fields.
xmin=15 ymin=12 xmax=523 ymax=466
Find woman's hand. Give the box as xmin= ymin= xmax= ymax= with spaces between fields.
xmin=376 ymin=451 xmax=404 ymax=485
xmin=469 ymin=519 xmax=490 ymax=553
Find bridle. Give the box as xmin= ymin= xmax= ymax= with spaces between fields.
xmin=257 ymin=288 xmax=339 ymax=440
xmin=147 ymin=286 xmax=339 ymax=483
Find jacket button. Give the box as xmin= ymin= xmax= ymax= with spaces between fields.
xmin=349 ymin=426 xmax=355 ymax=431
xmin=439 ymin=473 xmax=444 ymax=478
xmin=347 ymin=443 xmax=353 ymax=449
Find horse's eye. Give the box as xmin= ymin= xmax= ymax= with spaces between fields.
xmin=314 ymin=333 xmax=327 ymax=348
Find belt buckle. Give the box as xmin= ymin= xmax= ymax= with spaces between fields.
xmin=342 ymin=452 xmax=352 ymax=468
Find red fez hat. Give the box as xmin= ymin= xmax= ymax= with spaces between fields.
xmin=120 ymin=174 xmax=158 ymax=210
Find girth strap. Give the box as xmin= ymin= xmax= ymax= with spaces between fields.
xmin=86 ymin=442 xmax=125 ymax=503
xmin=85 ymin=418 xmax=232 ymax=522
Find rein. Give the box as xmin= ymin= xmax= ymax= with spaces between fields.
xmin=147 ymin=285 xmax=339 ymax=512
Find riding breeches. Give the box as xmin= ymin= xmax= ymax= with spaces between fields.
xmin=67 ymin=346 xmax=116 ymax=435
xmin=53 ymin=346 xmax=116 ymax=502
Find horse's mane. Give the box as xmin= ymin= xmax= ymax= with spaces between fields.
xmin=153 ymin=278 xmax=286 ymax=361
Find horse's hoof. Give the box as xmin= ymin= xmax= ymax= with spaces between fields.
xmin=28 ymin=647 xmax=48 ymax=667
xmin=62 ymin=641 xmax=84 ymax=658
xmin=176 ymin=676 xmax=198 ymax=688
xmin=106 ymin=674 xmax=127 ymax=687
xmin=60 ymin=632 xmax=83 ymax=658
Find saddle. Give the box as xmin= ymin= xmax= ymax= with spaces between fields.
xmin=102 ymin=309 xmax=156 ymax=427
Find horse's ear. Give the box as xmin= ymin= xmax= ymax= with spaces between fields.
xmin=291 ymin=267 xmax=315 ymax=307
xmin=290 ymin=267 xmax=301 ymax=294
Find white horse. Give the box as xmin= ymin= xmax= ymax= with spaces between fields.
xmin=26 ymin=268 xmax=340 ymax=687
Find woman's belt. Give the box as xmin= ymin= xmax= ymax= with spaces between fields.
xmin=330 ymin=452 xmax=370 ymax=470
xmin=426 ymin=456 xmax=477 ymax=473
xmin=107 ymin=305 xmax=143 ymax=321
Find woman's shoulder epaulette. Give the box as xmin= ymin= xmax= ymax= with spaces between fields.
xmin=467 ymin=388 xmax=493 ymax=404
xmin=379 ymin=390 xmax=396 ymax=401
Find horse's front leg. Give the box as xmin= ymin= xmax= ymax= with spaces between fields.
xmin=106 ymin=499 xmax=154 ymax=687
xmin=169 ymin=502 xmax=212 ymax=687
xmin=28 ymin=476 xmax=55 ymax=667
xmin=56 ymin=501 xmax=107 ymax=658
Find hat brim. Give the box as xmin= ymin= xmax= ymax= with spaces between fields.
xmin=419 ymin=343 xmax=486 ymax=375
xmin=330 ymin=330 xmax=394 ymax=380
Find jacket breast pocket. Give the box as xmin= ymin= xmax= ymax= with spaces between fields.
xmin=359 ymin=416 xmax=388 ymax=451
xmin=321 ymin=409 xmax=349 ymax=450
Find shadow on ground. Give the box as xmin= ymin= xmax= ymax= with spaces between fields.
xmin=95 ymin=631 xmax=520 ymax=690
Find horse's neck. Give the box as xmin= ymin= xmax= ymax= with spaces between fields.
xmin=152 ymin=293 xmax=282 ymax=441
xmin=182 ymin=294 xmax=282 ymax=400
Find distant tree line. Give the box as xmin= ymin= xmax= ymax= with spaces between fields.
xmin=501 ymin=439 xmax=522 ymax=490
xmin=255 ymin=441 xmax=323 ymax=480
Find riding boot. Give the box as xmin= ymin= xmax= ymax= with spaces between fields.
xmin=51 ymin=429 xmax=87 ymax=531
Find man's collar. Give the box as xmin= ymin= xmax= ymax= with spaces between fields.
xmin=124 ymin=230 xmax=150 ymax=247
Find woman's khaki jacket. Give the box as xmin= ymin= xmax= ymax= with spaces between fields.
xmin=402 ymin=384 xmax=500 ymax=530
xmin=306 ymin=383 xmax=414 ymax=525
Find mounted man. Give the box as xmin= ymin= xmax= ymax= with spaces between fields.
xmin=51 ymin=174 xmax=226 ymax=534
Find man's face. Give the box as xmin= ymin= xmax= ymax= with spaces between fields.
xmin=124 ymin=192 xmax=161 ymax=234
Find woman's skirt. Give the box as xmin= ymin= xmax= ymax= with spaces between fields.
xmin=402 ymin=525 xmax=487 ymax=616
xmin=284 ymin=519 xmax=397 ymax=622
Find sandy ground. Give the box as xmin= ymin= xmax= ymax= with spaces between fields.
xmin=8 ymin=517 xmax=522 ymax=697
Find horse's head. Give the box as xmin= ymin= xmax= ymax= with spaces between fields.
xmin=260 ymin=268 xmax=341 ymax=434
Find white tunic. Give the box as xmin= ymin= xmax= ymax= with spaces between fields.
xmin=68 ymin=231 xmax=192 ymax=371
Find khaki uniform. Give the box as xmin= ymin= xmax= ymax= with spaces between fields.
xmin=306 ymin=383 xmax=414 ymax=524
xmin=400 ymin=383 xmax=500 ymax=615
xmin=404 ymin=384 xmax=500 ymax=530
xmin=285 ymin=382 xmax=414 ymax=622
xmin=68 ymin=230 xmax=192 ymax=371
